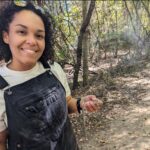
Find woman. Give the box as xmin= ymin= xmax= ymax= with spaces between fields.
xmin=0 ymin=2 xmax=103 ymax=150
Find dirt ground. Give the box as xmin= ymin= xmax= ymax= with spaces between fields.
xmin=70 ymin=60 xmax=150 ymax=150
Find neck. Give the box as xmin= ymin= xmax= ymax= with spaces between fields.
xmin=7 ymin=61 xmax=36 ymax=71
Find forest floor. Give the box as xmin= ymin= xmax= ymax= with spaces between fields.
xmin=69 ymin=58 xmax=150 ymax=150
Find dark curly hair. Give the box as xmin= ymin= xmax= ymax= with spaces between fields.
xmin=0 ymin=1 xmax=54 ymax=65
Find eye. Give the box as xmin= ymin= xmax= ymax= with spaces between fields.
xmin=17 ymin=30 xmax=27 ymax=35
xmin=36 ymin=34 xmax=44 ymax=40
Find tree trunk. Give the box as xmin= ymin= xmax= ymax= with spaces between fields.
xmin=82 ymin=1 xmax=90 ymax=86
xmin=72 ymin=0 xmax=96 ymax=90
xmin=114 ymin=5 xmax=118 ymax=58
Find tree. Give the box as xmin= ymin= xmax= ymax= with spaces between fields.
xmin=82 ymin=1 xmax=90 ymax=86
xmin=72 ymin=0 xmax=96 ymax=90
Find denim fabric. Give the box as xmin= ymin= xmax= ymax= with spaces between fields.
xmin=2 ymin=70 xmax=78 ymax=150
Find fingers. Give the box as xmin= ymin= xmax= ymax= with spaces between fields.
xmin=80 ymin=95 xmax=103 ymax=112
xmin=84 ymin=98 xmax=103 ymax=112
xmin=84 ymin=101 xmax=97 ymax=112
xmin=87 ymin=95 xmax=96 ymax=101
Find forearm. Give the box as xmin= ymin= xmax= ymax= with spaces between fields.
xmin=66 ymin=96 xmax=78 ymax=114
xmin=0 ymin=143 xmax=7 ymax=150
xmin=0 ymin=129 xmax=8 ymax=150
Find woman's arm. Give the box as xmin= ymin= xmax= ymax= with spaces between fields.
xmin=66 ymin=96 xmax=78 ymax=113
xmin=0 ymin=129 xmax=7 ymax=150
xmin=67 ymin=95 xmax=103 ymax=114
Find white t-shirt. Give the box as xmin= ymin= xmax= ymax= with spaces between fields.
xmin=0 ymin=61 xmax=71 ymax=132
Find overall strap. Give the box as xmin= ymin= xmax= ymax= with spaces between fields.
xmin=41 ymin=60 xmax=51 ymax=69
xmin=0 ymin=75 xmax=9 ymax=89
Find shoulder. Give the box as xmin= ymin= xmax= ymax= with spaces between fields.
xmin=50 ymin=62 xmax=71 ymax=96
xmin=50 ymin=62 xmax=64 ymax=75
xmin=0 ymin=63 xmax=7 ymax=77
xmin=50 ymin=62 xmax=63 ymax=70
xmin=49 ymin=62 xmax=67 ymax=84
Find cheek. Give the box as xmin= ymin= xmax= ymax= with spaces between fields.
xmin=9 ymin=37 xmax=22 ymax=48
xmin=40 ymin=41 xmax=45 ymax=52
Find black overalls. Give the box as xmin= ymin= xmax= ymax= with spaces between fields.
xmin=0 ymin=64 xmax=78 ymax=150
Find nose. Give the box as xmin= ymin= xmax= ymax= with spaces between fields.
xmin=26 ymin=34 xmax=37 ymax=46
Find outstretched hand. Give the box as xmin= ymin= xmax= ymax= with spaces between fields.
xmin=80 ymin=95 xmax=103 ymax=112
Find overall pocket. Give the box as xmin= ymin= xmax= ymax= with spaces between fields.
xmin=15 ymin=85 xmax=67 ymax=142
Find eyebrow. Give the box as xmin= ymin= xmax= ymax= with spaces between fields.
xmin=15 ymin=24 xmax=45 ymax=33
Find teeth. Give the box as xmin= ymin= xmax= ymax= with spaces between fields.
xmin=21 ymin=48 xmax=37 ymax=54
xmin=22 ymin=48 xmax=36 ymax=52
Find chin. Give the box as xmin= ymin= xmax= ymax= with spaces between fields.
xmin=21 ymin=60 xmax=37 ymax=68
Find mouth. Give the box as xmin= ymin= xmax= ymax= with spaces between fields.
xmin=21 ymin=48 xmax=38 ymax=54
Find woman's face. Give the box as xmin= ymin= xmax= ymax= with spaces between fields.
xmin=3 ymin=10 xmax=45 ymax=71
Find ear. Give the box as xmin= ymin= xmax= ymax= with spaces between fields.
xmin=2 ymin=31 xmax=9 ymax=44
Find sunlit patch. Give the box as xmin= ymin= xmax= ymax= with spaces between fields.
xmin=144 ymin=118 xmax=150 ymax=126
xmin=14 ymin=1 xmax=27 ymax=7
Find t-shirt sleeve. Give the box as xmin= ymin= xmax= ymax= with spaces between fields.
xmin=0 ymin=117 xmax=6 ymax=132
xmin=0 ymin=92 xmax=7 ymax=132
xmin=50 ymin=62 xmax=71 ymax=97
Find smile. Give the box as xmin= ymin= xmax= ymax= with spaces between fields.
xmin=21 ymin=48 xmax=38 ymax=53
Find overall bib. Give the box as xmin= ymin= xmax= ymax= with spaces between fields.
xmin=0 ymin=66 xmax=79 ymax=150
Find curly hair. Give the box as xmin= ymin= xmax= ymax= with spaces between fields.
xmin=0 ymin=2 xmax=54 ymax=64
